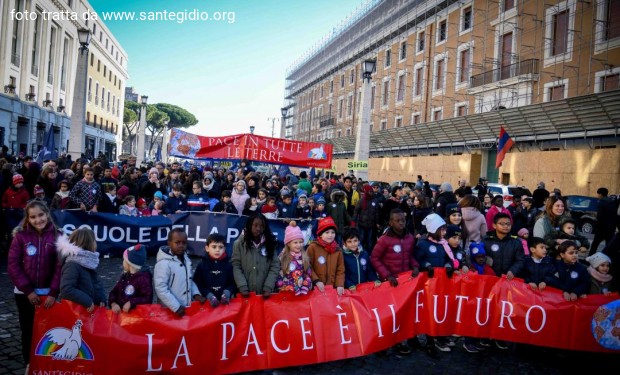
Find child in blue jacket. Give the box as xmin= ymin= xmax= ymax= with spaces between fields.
xmin=342 ymin=228 xmax=378 ymax=289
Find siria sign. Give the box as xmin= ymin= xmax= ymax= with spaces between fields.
xmin=30 ymin=270 xmax=619 ymax=374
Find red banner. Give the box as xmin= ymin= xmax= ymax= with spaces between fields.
xmin=30 ymin=270 xmax=619 ymax=374
xmin=168 ymin=128 xmax=333 ymax=168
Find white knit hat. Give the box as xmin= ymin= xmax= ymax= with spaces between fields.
xmin=586 ymin=252 xmax=611 ymax=269
xmin=422 ymin=213 xmax=446 ymax=234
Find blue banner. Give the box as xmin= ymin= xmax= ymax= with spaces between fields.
xmin=51 ymin=211 xmax=316 ymax=257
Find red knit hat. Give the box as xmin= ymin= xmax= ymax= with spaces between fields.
xmin=136 ymin=198 xmax=146 ymax=207
xmin=317 ymin=216 xmax=337 ymax=236
xmin=12 ymin=174 xmax=24 ymax=185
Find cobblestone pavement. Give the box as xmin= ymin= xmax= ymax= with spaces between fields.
xmin=1 ymin=252 xmax=618 ymax=375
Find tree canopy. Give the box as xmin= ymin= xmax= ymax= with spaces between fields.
xmin=154 ymin=103 xmax=198 ymax=129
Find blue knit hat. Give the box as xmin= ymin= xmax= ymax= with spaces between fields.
xmin=469 ymin=242 xmax=486 ymax=257
xmin=154 ymin=191 xmax=163 ymax=199
xmin=124 ymin=244 xmax=146 ymax=269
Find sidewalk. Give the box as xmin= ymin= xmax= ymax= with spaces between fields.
xmin=1 ymin=253 xmax=617 ymax=375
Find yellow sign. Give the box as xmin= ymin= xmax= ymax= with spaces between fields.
xmin=347 ymin=160 xmax=368 ymax=170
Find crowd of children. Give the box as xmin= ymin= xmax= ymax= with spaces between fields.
xmin=4 ymin=155 xmax=618 ymax=367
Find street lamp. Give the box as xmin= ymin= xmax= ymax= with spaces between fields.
xmin=249 ymin=125 xmax=255 ymax=134
xmin=162 ymin=119 xmax=170 ymax=162
xmin=353 ymin=59 xmax=376 ymax=181
xmin=136 ymin=95 xmax=148 ymax=166
xmin=67 ymin=28 xmax=92 ymax=161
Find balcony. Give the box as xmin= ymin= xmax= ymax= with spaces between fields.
xmin=318 ymin=115 xmax=335 ymax=128
xmin=4 ymin=85 xmax=16 ymax=94
xmin=470 ymin=59 xmax=539 ymax=88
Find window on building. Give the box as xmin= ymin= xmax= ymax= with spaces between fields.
xmin=412 ymin=114 xmax=421 ymax=124
xmin=370 ymin=86 xmax=376 ymax=110
xmin=396 ymin=73 xmax=405 ymax=102
xmin=88 ymin=78 xmax=92 ymax=101
xmin=97 ymin=60 xmax=100 ymax=72
xmin=93 ymin=23 xmax=97 ymax=34
xmin=395 ymin=117 xmax=403 ymax=128
xmin=347 ymin=95 xmax=353 ymax=116
xmin=548 ymin=85 xmax=565 ymax=101
xmin=87 ymin=111 xmax=90 ymax=124
xmin=382 ymin=80 xmax=390 ymax=106
xmin=435 ymin=59 xmax=445 ymax=90
xmin=462 ymin=7 xmax=472 ymax=31
xmin=600 ymin=73 xmax=619 ymax=91
xmin=418 ymin=31 xmax=425 ymax=52
xmin=95 ymin=82 xmax=99 ymax=103
xmin=328 ymin=103 xmax=333 ymax=116
xmin=552 ymin=10 xmax=569 ymax=56
xmin=330 ymin=80 xmax=334 ymax=93
xmin=99 ymin=31 xmax=102 ymax=42
xmin=90 ymin=54 xmax=94 ymax=66
xmin=385 ymin=48 xmax=391 ymax=67
xmin=338 ymin=99 xmax=344 ymax=118
xmin=11 ymin=0 xmax=24 ymax=67
xmin=346 ymin=128 xmax=351 ymax=136
xmin=457 ymin=105 xmax=468 ymax=117
xmin=60 ymin=37 xmax=70 ymax=90
xmin=47 ymin=26 xmax=57 ymax=84
xmin=380 ymin=120 xmax=387 ymax=130
xmin=400 ymin=42 xmax=407 ymax=60
xmin=503 ymin=0 xmax=515 ymax=11
xmin=605 ymin=0 xmax=620 ymax=40
xmin=414 ymin=66 xmax=423 ymax=96
xmin=94 ymin=115 xmax=97 ymax=125
xmin=340 ymin=74 xmax=345 ymax=88
xmin=458 ymin=48 xmax=470 ymax=84
xmin=31 ymin=12 xmax=41 ymax=76
xmin=337 ymin=130 xmax=342 ymax=138
xmin=320 ymin=85 xmax=324 ymax=97
xmin=438 ymin=20 xmax=447 ymax=42
xmin=433 ymin=108 xmax=443 ymax=121
xmin=350 ymin=69 xmax=355 ymax=84
xmin=101 ymin=87 xmax=105 ymax=107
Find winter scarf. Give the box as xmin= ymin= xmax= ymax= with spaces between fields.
xmin=57 ymin=235 xmax=100 ymax=270
xmin=316 ymin=237 xmax=338 ymax=254
xmin=428 ymin=237 xmax=459 ymax=268
xmin=587 ymin=266 xmax=612 ymax=283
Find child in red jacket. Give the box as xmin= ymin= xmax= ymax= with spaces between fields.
xmin=2 ymin=174 xmax=30 ymax=209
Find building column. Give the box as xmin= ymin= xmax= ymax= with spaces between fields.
xmin=67 ymin=48 xmax=89 ymax=160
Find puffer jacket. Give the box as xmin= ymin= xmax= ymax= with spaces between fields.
xmin=8 ymin=222 xmax=61 ymax=297
xmin=57 ymin=235 xmax=106 ymax=307
xmin=522 ymin=256 xmax=561 ymax=288
xmin=370 ymin=228 xmax=419 ymax=280
xmin=153 ymin=246 xmax=200 ymax=312
xmin=483 ymin=231 xmax=525 ymax=277
xmin=343 ymin=248 xmax=377 ymax=288
xmin=354 ymin=197 xmax=380 ymax=229
xmin=415 ymin=238 xmax=453 ymax=270
xmin=108 ymin=268 xmax=154 ymax=308
xmin=231 ymin=235 xmax=280 ymax=294
xmin=555 ymin=260 xmax=590 ymax=295
xmin=307 ymin=241 xmax=345 ymax=287
xmin=2 ymin=186 xmax=30 ymax=208
xmin=461 ymin=206 xmax=487 ymax=249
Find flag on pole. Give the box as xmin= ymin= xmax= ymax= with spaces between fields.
xmin=278 ymin=165 xmax=292 ymax=179
xmin=309 ymin=167 xmax=316 ymax=181
xmin=36 ymin=126 xmax=57 ymax=163
xmin=496 ymin=126 xmax=515 ymax=169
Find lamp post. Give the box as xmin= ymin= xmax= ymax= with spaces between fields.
xmin=249 ymin=125 xmax=255 ymax=135
xmin=67 ymin=28 xmax=91 ymax=161
xmin=353 ymin=59 xmax=376 ymax=181
xmin=136 ymin=95 xmax=147 ymax=166
xmin=280 ymin=107 xmax=288 ymax=138
xmin=267 ymin=117 xmax=279 ymax=138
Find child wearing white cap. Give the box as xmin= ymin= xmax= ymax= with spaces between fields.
xmin=586 ymin=252 xmax=613 ymax=295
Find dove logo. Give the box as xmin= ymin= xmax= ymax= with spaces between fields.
xmin=35 ymin=319 xmax=94 ymax=361
xmin=307 ymin=145 xmax=326 ymax=160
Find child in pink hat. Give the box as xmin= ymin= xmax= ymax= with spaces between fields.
xmin=276 ymin=221 xmax=312 ymax=295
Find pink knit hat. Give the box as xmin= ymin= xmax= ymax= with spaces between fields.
xmin=284 ymin=221 xmax=304 ymax=245
xmin=518 ymin=228 xmax=529 ymax=237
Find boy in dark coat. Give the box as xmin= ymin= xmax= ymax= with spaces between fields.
xmin=193 ymin=234 xmax=235 ymax=306
xmin=522 ymin=237 xmax=561 ymax=291
xmin=342 ymin=228 xmax=378 ymax=289
xmin=212 ymin=190 xmax=238 ymax=214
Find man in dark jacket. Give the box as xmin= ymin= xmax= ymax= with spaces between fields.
xmin=483 ymin=213 xmax=525 ymax=279
xmin=354 ymin=184 xmax=381 ymax=253
xmin=590 ymin=187 xmax=619 ymax=255
xmin=532 ymin=182 xmax=550 ymax=209
xmin=434 ymin=182 xmax=457 ymax=219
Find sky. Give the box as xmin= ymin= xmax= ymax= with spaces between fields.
xmin=88 ymin=0 xmax=367 ymax=137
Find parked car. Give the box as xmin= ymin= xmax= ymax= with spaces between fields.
xmin=481 ymin=183 xmax=533 ymax=208
xmin=565 ymin=195 xmax=599 ymax=234
xmin=391 ymin=181 xmax=417 ymax=189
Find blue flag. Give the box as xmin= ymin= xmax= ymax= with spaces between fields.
xmin=278 ymin=165 xmax=292 ymax=179
xmin=309 ymin=167 xmax=316 ymax=181
xmin=36 ymin=126 xmax=57 ymax=163
xmin=155 ymin=143 xmax=162 ymax=162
